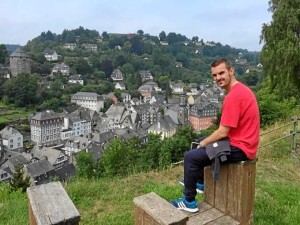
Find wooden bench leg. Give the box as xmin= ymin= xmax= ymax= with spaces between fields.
xmin=204 ymin=160 xmax=256 ymax=225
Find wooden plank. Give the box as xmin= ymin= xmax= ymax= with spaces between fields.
xmin=182 ymin=202 xmax=212 ymax=218
xmin=206 ymin=215 xmax=240 ymax=225
xmin=27 ymin=181 xmax=80 ymax=225
xmin=226 ymin=162 xmax=241 ymax=220
xmin=204 ymin=166 xmax=215 ymax=206
xmin=203 ymin=160 xmax=256 ymax=225
xmin=224 ymin=161 xmax=256 ymax=225
xmin=214 ymin=164 xmax=229 ymax=212
xmin=239 ymin=162 xmax=256 ymax=225
xmin=187 ymin=208 xmax=224 ymax=225
xmin=133 ymin=192 xmax=188 ymax=225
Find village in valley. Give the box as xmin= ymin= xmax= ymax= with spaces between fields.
xmin=0 ymin=30 xmax=258 ymax=186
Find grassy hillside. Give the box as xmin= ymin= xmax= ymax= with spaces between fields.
xmin=1 ymin=121 xmax=300 ymax=225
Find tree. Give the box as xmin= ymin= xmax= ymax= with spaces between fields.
xmin=10 ymin=165 xmax=31 ymax=192
xmin=260 ymin=0 xmax=300 ymax=99
xmin=102 ymin=31 xmax=109 ymax=40
xmin=140 ymin=134 xmax=162 ymax=170
xmin=159 ymin=31 xmax=167 ymax=41
xmin=101 ymin=98 xmax=114 ymax=112
xmin=240 ymin=71 xmax=260 ymax=87
xmin=192 ymin=36 xmax=199 ymax=42
xmin=76 ymin=151 xmax=95 ymax=178
xmin=3 ymin=73 xmax=39 ymax=107
xmin=137 ymin=29 xmax=144 ymax=36
xmin=0 ymin=44 xmax=8 ymax=64
xmin=100 ymin=58 xmax=114 ymax=78
xmin=98 ymin=138 xmax=130 ymax=177
xmin=130 ymin=36 xmax=144 ymax=55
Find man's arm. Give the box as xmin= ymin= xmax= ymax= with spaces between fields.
xmin=198 ymin=124 xmax=231 ymax=148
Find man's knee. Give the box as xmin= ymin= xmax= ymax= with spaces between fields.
xmin=184 ymin=150 xmax=193 ymax=161
xmin=184 ymin=149 xmax=199 ymax=162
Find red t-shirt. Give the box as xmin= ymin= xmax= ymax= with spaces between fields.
xmin=220 ymin=82 xmax=260 ymax=159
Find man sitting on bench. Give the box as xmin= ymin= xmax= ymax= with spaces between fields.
xmin=171 ymin=58 xmax=260 ymax=213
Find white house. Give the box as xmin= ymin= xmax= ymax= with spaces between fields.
xmin=61 ymin=109 xmax=92 ymax=140
xmin=111 ymin=69 xmax=124 ymax=81
xmin=82 ymin=43 xmax=98 ymax=52
xmin=63 ymin=43 xmax=76 ymax=50
xmin=114 ymin=81 xmax=126 ymax=90
xmin=69 ymin=74 xmax=84 ymax=85
xmin=170 ymin=81 xmax=184 ymax=94
xmin=30 ymin=110 xmax=63 ymax=146
xmin=44 ymin=49 xmax=58 ymax=61
xmin=71 ymin=92 xmax=104 ymax=111
xmin=0 ymin=126 xmax=23 ymax=151
xmin=51 ymin=63 xmax=70 ymax=76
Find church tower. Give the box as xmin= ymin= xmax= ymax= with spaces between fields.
xmin=178 ymin=92 xmax=189 ymax=125
xmin=9 ymin=47 xmax=31 ymax=76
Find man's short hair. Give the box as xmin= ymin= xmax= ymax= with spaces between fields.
xmin=211 ymin=58 xmax=232 ymax=69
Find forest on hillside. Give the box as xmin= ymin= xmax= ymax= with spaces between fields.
xmin=0 ymin=26 xmax=261 ymax=111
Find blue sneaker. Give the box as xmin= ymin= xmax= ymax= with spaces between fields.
xmin=179 ymin=179 xmax=204 ymax=194
xmin=171 ymin=196 xmax=199 ymax=213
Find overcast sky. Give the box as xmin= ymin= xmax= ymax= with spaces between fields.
xmin=1 ymin=0 xmax=272 ymax=51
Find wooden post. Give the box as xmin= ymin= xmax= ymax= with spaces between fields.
xmin=133 ymin=192 xmax=188 ymax=225
xmin=204 ymin=160 xmax=256 ymax=225
xmin=27 ymin=181 xmax=80 ymax=225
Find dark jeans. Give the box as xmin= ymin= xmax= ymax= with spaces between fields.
xmin=183 ymin=139 xmax=248 ymax=202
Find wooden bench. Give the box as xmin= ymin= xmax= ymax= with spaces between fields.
xmin=204 ymin=160 xmax=256 ymax=224
xmin=134 ymin=192 xmax=188 ymax=225
xmin=134 ymin=159 xmax=257 ymax=225
xmin=27 ymin=181 xmax=80 ymax=225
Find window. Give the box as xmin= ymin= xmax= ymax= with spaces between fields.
xmin=1 ymin=173 xmax=8 ymax=179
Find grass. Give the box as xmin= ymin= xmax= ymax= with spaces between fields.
xmin=0 ymin=103 xmax=32 ymax=125
xmin=1 ymin=121 xmax=300 ymax=224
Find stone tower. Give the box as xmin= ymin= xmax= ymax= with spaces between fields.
xmin=178 ymin=92 xmax=189 ymax=125
xmin=9 ymin=47 xmax=31 ymax=76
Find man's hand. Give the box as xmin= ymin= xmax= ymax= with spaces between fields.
xmin=197 ymin=141 xmax=204 ymax=148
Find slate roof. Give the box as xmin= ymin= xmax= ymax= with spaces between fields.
xmin=114 ymin=128 xmax=139 ymax=140
xmin=111 ymin=69 xmax=123 ymax=80
xmin=72 ymin=92 xmax=104 ymax=101
xmin=139 ymin=70 xmax=152 ymax=78
xmin=165 ymin=108 xmax=180 ymax=125
xmin=69 ymin=74 xmax=82 ymax=80
xmin=63 ymin=104 xmax=80 ymax=114
xmin=92 ymin=131 xmax=115 ymax=144
xmin=30 ymin=110 xmax=60 ymax=121
xmin=7 ymin=154 xmax=29 ymax=166
xmin=52 ymin=63 xmax=70 ymax=70
xmin=151 ymin=94 xmax=166 ymax=104
xmin=31 ymin=147 xmax=65 ymax=165
xmin=138 ymin=84 xmax=153 ymax=92
xmin=43 ymin=48 xmax=56 ymax=55
xmin=25 ymin=159 xmax=54 ymax=177
xmin=148 ymin=115 xmax=177 ymax=132
xmin=9 ymin=47 xmax=30 ymax=58
xmin=0 ymin=126 xmax=21 ymax=139
xmin=55 ymin=163 xmax=76 ymax=181
xmin=105 ymin=104 xmax=126 ymax=121
xmin=68 ymin=108 xmax=92 ymax=123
